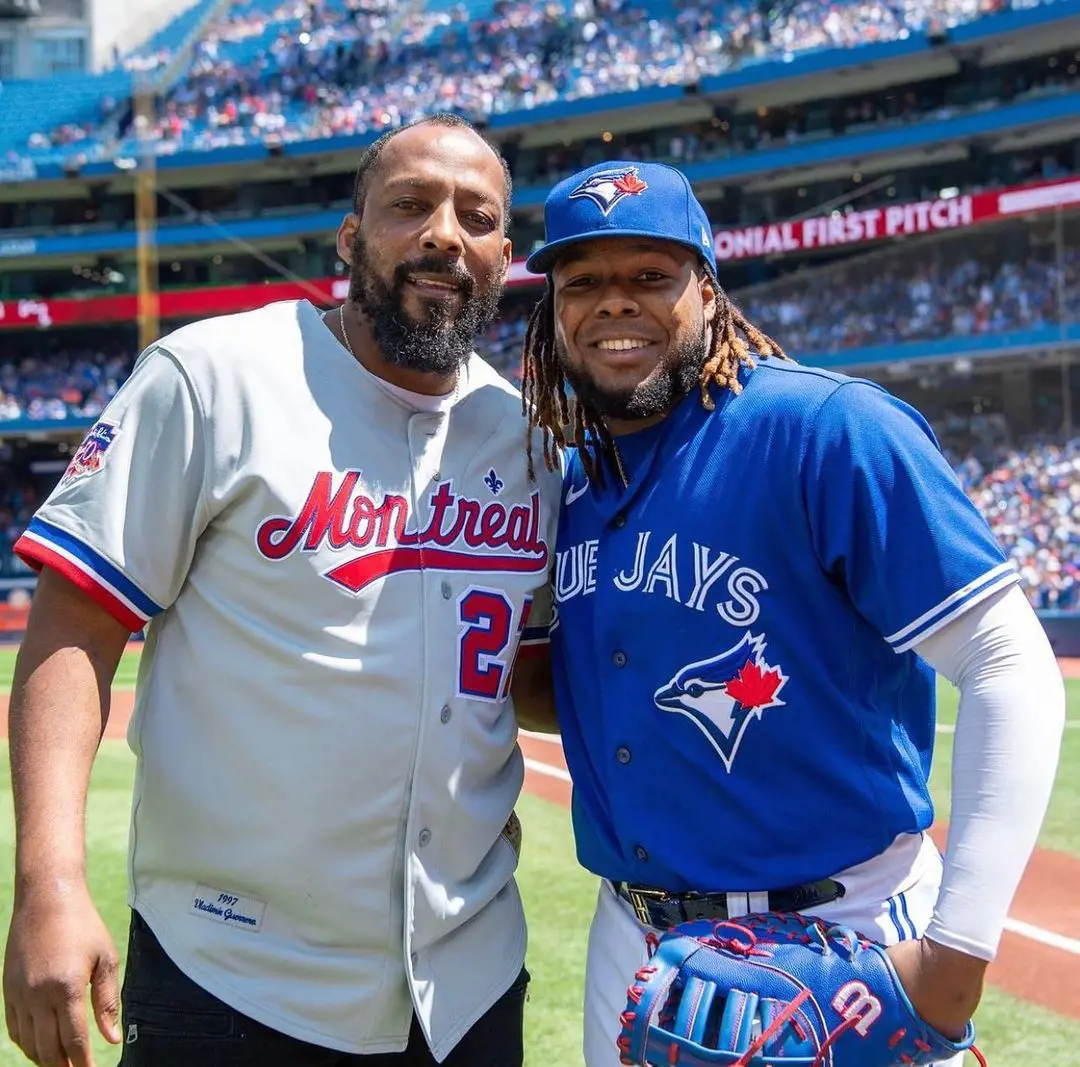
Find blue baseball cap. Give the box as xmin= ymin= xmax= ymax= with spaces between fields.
xmin=525 ymin=160 xmax=717 ymax=276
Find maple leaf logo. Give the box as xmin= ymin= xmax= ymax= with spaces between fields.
xmin=725 ymin=658 xmax=785 ymax=709
xmin=568 ymin=167 xmax=650 ymax=216
xmin=613 ymin=172 xmax=648 ymax=196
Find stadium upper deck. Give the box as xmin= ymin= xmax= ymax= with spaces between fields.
xmin=2 ymin=0 xmax=1078 ymax=175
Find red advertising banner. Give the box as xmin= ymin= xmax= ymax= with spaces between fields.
xmin=5 ymin=172 xmax=1077 ymax=329
xmin=0 ymin=260 xmax=544 ymax=332
xmin=712 ymin=175 xmax=1080 ymax=262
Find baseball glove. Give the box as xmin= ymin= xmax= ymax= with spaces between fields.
xmin=616 ymin=912 xmax=986 ymax=1067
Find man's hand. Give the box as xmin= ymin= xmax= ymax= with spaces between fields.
xmin=3 ymin=878 xmax=122 ymax=1067
xmin=886 ymin=937 xmax=988 ymax=1040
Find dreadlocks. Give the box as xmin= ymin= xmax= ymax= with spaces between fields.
xmin=521 ymin=269 xmax=791 ymax=484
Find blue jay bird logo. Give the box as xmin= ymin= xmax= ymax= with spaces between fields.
xmin=568 ymin=167 xmax=649 ymax=217
xmin=654 ymin=633 xmax=788 ymax=772
xmin=483 ymin=468 xmax=504 ymax=496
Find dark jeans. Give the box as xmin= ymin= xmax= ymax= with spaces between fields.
xmin=118 ymin=911 xmax=529 ymax=1066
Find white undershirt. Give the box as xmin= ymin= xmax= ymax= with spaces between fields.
xmin=326 ymin=309 xmax=464 ymax=413
xmin=367 ymin=368 xmax=460 ymax=414
xmin=912 ymin=583 xmax=1066 ymax=961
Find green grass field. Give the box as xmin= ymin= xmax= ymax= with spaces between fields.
xmin=0 ymin=647 xmax=142 ymax=693
xmin=1 ymin=652 xmax=1079 ymax=1066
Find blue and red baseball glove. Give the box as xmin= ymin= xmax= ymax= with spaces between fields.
xmin=616 ymin=912 xmax=986 ymax=1067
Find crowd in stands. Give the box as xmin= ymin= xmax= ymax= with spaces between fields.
xmin=737 ymin=223 xmax=1080 ymax=355
xmin=518 ymin=63 xmax=1080 ymax=190
xmin=945 ymin=414 xmax=1080 ymax=610
xmin=0 ymin=350 xmax=130 ymax=424
xmin=22 ymin=0 xmax=1045 ymax=159
xmin=0 ymin=477 xmax=39 ymax=579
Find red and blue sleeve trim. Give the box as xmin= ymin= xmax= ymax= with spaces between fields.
xmin=14 ymin=517 xmax=162 ymax=633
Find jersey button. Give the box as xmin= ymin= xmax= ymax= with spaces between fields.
xmin=613 ymin=513 xmax=627 ymax=528
xmin=616 ymin=746 xmax=632 ymax=764
xmin=613 ymin=651 xmax=627 ymax=667
xmin=441 ymin=581 xmax=452 ymax=600
xmin=635 ymin=845 xmax=649 ymax=862
xmin=418 ymin=828 xmax=432 ymax=847
xmin=440 ymin=705 xmax=452 ymax=724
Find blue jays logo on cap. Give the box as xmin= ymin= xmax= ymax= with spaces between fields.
xmin=568 ymin=166 xmax=649 ymax=217
xmin=525 ymin=160 xmax=718 ymax=275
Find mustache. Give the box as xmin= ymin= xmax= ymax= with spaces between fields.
xmin=393 ymin=256 xmax=475 ymax=296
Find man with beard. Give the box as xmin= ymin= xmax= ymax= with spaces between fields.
xmin=520 ymin=161 xmax=1064 ymax=1067
xmin=3 ymin=114 xmax=562 ymax=1067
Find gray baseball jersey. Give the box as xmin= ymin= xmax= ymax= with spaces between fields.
xmin=15 ymin=299 xmax=562 ymax=1059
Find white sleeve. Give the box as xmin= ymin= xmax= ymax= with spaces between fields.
xmin=14 ymin=344 xmax=210 ymax=632
xmin=912 ymin=583 xmax=1065 ymax=961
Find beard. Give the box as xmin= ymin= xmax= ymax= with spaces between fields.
xmin=559 ymin=323 xmax=709 ymax=422
xmin=347 ymin=232 xmax=505 ymax=375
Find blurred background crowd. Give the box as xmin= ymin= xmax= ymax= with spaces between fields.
xmin=30 ymin=0 xmax=1041 ymax=160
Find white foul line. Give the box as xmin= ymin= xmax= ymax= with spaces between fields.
xmin=1003 ymin=917 xmax=1080 ymax=956
xmin=523 ymin=757 xmax=572 ymax=783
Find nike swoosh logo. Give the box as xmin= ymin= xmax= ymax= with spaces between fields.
xmin=565 ymin=480 xmax=589 ymax=506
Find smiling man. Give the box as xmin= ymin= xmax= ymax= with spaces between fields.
xmin=3 ymin=115 xmax=562 ymax=1067
xmin=520 ymin=160 xmax=1064 ymax=1067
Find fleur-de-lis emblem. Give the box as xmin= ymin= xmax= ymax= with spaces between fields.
xmin=483 ymin=468 xmax=504 ymax=496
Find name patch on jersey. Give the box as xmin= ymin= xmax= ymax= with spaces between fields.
xmin=255 ymin=472 xmax=549 ymax=593
xmin=59 ymin=420 xmax=119 ymax=487
xmin=190 ymin=886 xmax=266 ymax=932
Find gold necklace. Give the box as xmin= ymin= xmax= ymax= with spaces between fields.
xmin=337 ymin=303 xmax=461 ymax=401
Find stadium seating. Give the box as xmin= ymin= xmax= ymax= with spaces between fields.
xmin=123 ymin=0 xmax=226 ymax=72
xmin=0 ymin=70 xmax=131 ymax=161
xmin=7 ymin=0 xmax=1063 ymax=163
xmin=739 ymin=220 xmax=1080 ymax=358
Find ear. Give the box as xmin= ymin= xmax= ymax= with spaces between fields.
xmin=700 ymin=270 xmax=718 ymax=327
xmin=337 ymin=213 xmax=360 ymax=265
xmin=500 ymin=235 xmax=512 ymax=281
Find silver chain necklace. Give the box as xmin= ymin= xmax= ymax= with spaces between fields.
xmin=337 ymin=303 xmax=460 ymax=402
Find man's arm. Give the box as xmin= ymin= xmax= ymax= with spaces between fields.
xmin=886 ymin=583 xmax=1065 ymax=1038
xmin=3 ymin=568 xmax=131 ymax=1067
xmin=510 ymin=653 xmax=560 ymax=734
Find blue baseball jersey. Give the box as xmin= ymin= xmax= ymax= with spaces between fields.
xmin=550 ymin=360 xmax=1018 ymax=892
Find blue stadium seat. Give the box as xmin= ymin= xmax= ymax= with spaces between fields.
xmin=126 ymin=0 xmax=224 ymax=64
xmin=0 ymin=71 xmax=132 ymax=157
